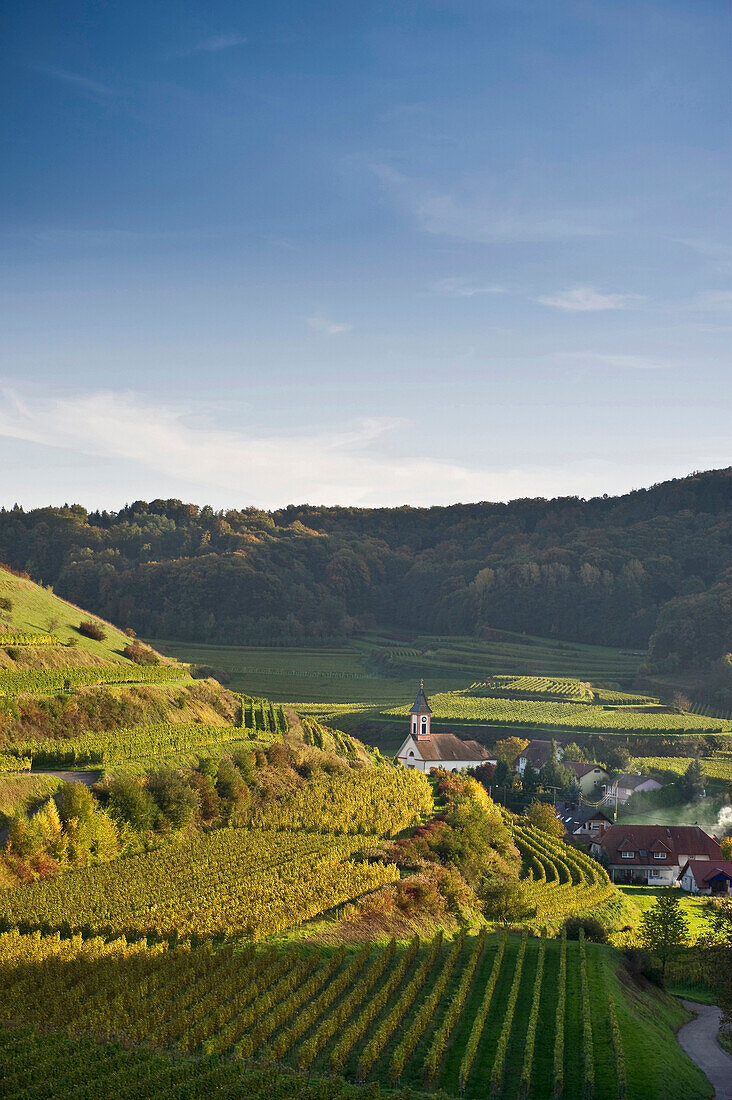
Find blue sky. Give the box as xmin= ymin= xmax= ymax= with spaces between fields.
xmin=1 ymin=0 xmax=730 ymax=509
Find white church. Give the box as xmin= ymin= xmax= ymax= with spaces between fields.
xmin=396 ymin=682 xmax=496 ymax=773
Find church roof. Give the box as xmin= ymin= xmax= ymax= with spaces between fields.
xmin=410 ymin=682 xmax=432 ymax=715
xmin=413 ymin=733 xmax=493 ymax=762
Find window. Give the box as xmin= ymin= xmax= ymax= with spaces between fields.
xmin=653 ymin=852 xmax=667 ymax=860
xmin=650 ymin=869 xmax=661 ymax=878
xmin=408 ymin=750 xmax=414 ymax=758
xmin=621 ymin=851 xmax=634 ymax=859
xmin=639 ymin=849 xmax=647 ymax=857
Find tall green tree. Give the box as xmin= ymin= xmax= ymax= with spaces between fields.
xmin=639 ymin=888 xmax=690 ymax=979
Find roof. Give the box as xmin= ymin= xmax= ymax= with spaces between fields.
xmin=411 ymin=732 xmax=494 ymax=763
xmin=409 ymin=682 xmax=432 ymax=715
xmin=613 ymin=773 xmax=661 ymax=791
xmin=680 ymin=859 xmax=732 ymax=888
xmin=598 ymin=824 xmax=722 ymax=867
xmin=519 ymin=740 xmax=554 ymax=768
xmin=557 ymin=803 xmax=613 ymax=833
xmin=564 ymin=760 xmax=608 ymax=779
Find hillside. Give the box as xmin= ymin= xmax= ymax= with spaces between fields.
xmin=0 ymin=468 xmax=729 ymax=670
xmin=0 ymin=567 xmax=726 ymax=1098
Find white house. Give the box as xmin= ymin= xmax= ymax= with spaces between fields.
xmin=679 ymin=859 xmax=732 ymax=896
xmin=515 ymin=740 xmax=560 ymax=775
xmin=606 ymin=772 xmax=662 ymax=803
xmin=396 ymin=683 xmax=496 ymax=774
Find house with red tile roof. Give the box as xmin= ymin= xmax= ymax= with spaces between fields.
xmin=679 ymin=859 xmax=732 ymax=895
xmin=591 ymin=824 xmax=722 ymax=886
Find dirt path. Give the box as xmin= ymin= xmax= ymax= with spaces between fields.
xmin=678 ymin=1000 xmax=732 ymax=1099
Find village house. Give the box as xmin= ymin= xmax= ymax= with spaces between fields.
xmin=606 ymin=772 xmax=662 ymax=803
xmin=679 ymin=859 xmax=732 ymax=896
xmin=556 ymin=802 xmax=613 ymax=840
xmin=515 ymin=739 xmax=560 ymax=775
xmin=563 ymin=760 xmax=610 ymax=796
xmin=396 ymin=683 xmax=496 ymax=774
xmin=592 ymin=824 xmax=722 ymax=886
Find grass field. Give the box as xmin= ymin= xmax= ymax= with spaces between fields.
xmin=0 ymin=568 xmax=137 ymax=664
xmin=615 ymin=886 xmax=711 ymax=942
xmin=0 ymin=929 xmax=709 ymax=1100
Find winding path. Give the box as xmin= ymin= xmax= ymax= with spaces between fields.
xmin=678 ymin=1000 xmax=732 ymax=1099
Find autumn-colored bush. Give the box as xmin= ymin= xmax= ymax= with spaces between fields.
xmin=78 ymin=619 xmax=106 ymax=641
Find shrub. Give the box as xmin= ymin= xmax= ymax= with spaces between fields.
xmin=122 ymin=642 xmax=159 ymax=666
xmin=563 ymin=915 xmax=608 ymax=943
xmin=78 ymin=620 xmax=106 ymax=641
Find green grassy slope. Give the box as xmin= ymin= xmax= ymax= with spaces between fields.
xmin=0 ymin=566 xmax=143 ymax=665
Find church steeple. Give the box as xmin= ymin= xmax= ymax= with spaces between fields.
xmin=410 ymin=679 xmax=432 ymax=740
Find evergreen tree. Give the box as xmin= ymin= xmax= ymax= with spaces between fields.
xmin=681 ymin=759 xmax=705 ymax=800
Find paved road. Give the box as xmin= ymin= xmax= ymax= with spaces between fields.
xmin=30 ymin=769 xmax=101 ymax=785
xmin=678 ymin=1001 xmax=732 ymax=1099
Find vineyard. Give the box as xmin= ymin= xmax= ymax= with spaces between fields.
xmin=0 ymin=632 xmax=60 ymax=647
xmin=0 ymin=1027 xmax=376 ymax=1100
xmin=388 ymin=691 xmax=732 ymax=734
xmin=0 ymin=928 xmax=708 ymax=1100
xmin=510 ymin=820 xmax=614 ymax=923
xmin=629 ymin=755 xmax=732 ymax=782
xmin=472 ymin=675 xmax=595 ymax=702
xmin=0 ymin=663 xmax=189 ymax=697
xmin=301 ymin=716 xmax=361 ymax=759
xmin=0 ymin=828 xmax=399 ymax=939
xmin=238 ymin=694 xmax=289 ymax=739
xmin=3 ymin=722 xmax=252 ymax=768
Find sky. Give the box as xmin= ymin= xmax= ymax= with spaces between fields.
xmin=1 ymin=0 xmax=730 ymax=510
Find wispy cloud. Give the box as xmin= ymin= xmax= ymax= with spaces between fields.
xmin=433 ymin=277 xmax=506 ymax=298
xmin=0 ymin=387 xmax=508 ymax=507
xmin=307 ymin=316 xmax=352 ymax=335
xmin=372 ymin=165 xmax=608 ymax=243
xmin=36 ymin=67 xmax=116 ymax=96
xmin=188 ymin=33 xmax=248 ymax=54
xmin=0 ymin=388 xmax=722 ymax=509
xmin=537 ymin=286 xmax=642 ymax=312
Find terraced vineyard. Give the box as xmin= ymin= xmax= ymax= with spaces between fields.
xmin=471 ymin=675 xmax=595 ymax=701
xmin=388 ymin=691 xmax=732 ymax=734
xmin=0 ymin=928 xmax=708 ymax=1100
xmin=3 ymin=722 xmax=256 ymax=768
xmin=0 ymin=662 xmax=189 ymax=697
xmin=510 ymin=820 xmax=614 ymax=923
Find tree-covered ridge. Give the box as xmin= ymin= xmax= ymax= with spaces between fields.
xmin=0 ymin=467 xmax=729 ymax=664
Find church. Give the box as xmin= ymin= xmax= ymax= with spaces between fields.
xmin=395 ymin=682 xmax=496 ymax=773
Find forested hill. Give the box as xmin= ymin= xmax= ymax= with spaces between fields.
xmin=0 ymin=468 xmax=730 ymax=667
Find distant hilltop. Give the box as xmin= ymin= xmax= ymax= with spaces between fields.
xmin=0 ymin=467 xmax=729 ymax=670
